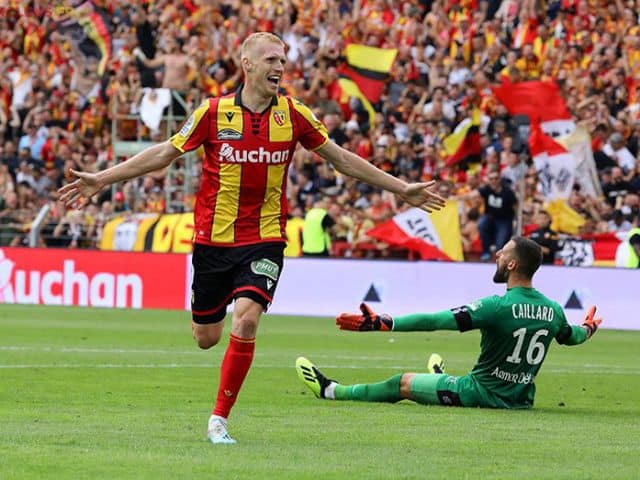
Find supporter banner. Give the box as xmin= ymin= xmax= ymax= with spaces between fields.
xmin=492 ymin=81 xmax=575 ymax=136
xmin=100 ymin=213 xmax=194 ymax=253
xmin=0 ymin=247 xmax=186 ymax=309
xmin=269 ymin=258 xmax=639 ymax=330
xmin=556 ymin=126 xmax=602 ymax=198
xmin=529 ymin=122 xmax=576 ymax=200
xmin=338 ymin=44 xmax=397 ymax=103
xmin=558 ymin=239 xmax=594 ymax=267
xmin=365 ymin=202 xmax=463 ymax=261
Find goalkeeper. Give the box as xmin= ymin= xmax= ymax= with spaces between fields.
xmin=296 ymin=237 xmax=602 ymax=409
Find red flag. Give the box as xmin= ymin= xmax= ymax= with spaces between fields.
xmin=366 ymin=220 xmax=452 ymax=261
xmin=365 ymin=208 xmax=455 ymax=261
xmin=529 ymin=121 xmax=568 ymax=157
xmin=492 ymin=81 xmax=574 ymax=135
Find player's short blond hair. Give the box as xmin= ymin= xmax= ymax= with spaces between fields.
xmin=240 ymin=32 xmax=285 ymax=61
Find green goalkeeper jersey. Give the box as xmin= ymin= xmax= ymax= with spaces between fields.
xmin=452 ymin=286 xmax=570 ymax=408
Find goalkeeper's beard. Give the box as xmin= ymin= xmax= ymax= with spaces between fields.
xmin=493 ymin=263 xmax=509 ymax=283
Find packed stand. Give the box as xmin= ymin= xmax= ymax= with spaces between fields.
xmin=0 ymin=0 xmax=639 ymax=265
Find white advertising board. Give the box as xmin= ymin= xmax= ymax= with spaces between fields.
xmin=267 ymin=259 xmax=638 ymax=331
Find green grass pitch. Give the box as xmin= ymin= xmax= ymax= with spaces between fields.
xmin=1 ymin=305 xmax=639 ymax=479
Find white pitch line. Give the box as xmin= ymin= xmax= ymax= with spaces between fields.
xmin=0 ymin=346 xmax=401 ymax=360
xmin=0 ymin=363 xmax=638 ymax=375
xmin=1 ymin=346 xmax=638 ymax=374
xmin=0 ymin=345 xmax=411 ymax=361
xmin=1 ymin=346 xmax=637 ymax=369
xmin=0 ymin=346 xmax=203 ymax=355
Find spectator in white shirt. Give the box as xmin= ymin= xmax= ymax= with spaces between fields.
xmin=448 ymin=55 xmax=471 ymax=86
xmin=603 ymin=133 xmax=636 ymax=173
xmin=608 ymin=209 xmax=632 ymax=233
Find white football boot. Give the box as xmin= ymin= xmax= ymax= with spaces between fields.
xmin=207 ymin=415 xmax=237 ymax=445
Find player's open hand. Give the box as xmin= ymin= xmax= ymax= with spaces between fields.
xmin=336 ymin=303 xmax=393 ymax=331
xmin=399 ymin=181 xmax=446 ymax=213
xmin=58 ymin=169 xmax=104 ymax=208
xmin=581 ymin=305 xmax=602 ymax=339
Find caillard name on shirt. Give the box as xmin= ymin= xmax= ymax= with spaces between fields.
xmin=511 ymin=303 xmax=554 ymax=322
xmin=219 ymin=143 xmax=290 ymax=164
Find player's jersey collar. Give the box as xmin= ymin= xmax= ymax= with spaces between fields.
xmin=233 ymin=84 xmax=278 ymax=114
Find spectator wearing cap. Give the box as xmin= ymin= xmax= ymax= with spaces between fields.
xmin=113 ymin=191 xmax=129 ymax=213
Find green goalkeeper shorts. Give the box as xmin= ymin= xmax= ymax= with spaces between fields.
xmin=409 ymin=374 xmax=502 ymax=408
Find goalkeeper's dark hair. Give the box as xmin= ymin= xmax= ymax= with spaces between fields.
xmin=512 ymin=236 xmax=543 ymax=278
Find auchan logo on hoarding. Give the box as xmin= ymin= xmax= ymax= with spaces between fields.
xmin=0 ymin=248 xmax=188 ymax=310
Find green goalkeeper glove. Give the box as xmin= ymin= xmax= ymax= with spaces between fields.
xmin=582 ymin=305 xmax=602 ymax=339
xmin=336 ymin=303 xmax=394 ymax=331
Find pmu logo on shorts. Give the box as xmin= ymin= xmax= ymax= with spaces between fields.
xmin=219 ymin=143 xmax=290 ymax=164
xmin=250 ymin=259 xmax=279 ymax=281
xmin=273 ymin=110 xmax=286 ymax=126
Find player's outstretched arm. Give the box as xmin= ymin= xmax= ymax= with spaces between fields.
xmin=556 ymin=305 xmax=603 ymax=346
xmin=58 ymin=141 xmax=182 ymax=208
xmin=315 ymin=141 xmax=446 ymax=213
xmin=336 ymin=303 xmax=459 ymax=332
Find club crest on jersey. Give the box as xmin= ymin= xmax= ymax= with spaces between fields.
xmin=218 ymin=128 xmax=243 ymax=140
xmin=273 ymin=110 xmax=286 ymax=126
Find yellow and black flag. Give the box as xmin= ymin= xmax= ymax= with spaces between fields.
xmin=338 ymin=44 xmax=397 ymax=103
xmin=58 ymin=1 xmax=112 ymax=76
xmin=443 ymin=108 xmax=482 ymax=166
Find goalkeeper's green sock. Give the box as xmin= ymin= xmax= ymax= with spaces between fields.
xmin=332 ymin=374 xmax=403 ymax=403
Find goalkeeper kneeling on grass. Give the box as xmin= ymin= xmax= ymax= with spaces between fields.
xmin=296 ymin=237 xmax=602 ymax=409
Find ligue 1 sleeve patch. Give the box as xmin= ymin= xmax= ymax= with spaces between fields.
xmin=250 ymin=259 xmax=279 ymax=281
xmin=179 ymin=113 xmax=196 ymax=137
xmin=468 ymin=300 xmax=482 ymax=311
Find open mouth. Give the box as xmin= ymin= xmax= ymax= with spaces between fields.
xmin=267 ymin=75 xmax=280 ymax=87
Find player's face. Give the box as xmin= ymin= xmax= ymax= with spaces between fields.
xmin=493 ymin=240 xmax=516 ymax=283
xmin=247 ymin=41 xmax=286 ymax=97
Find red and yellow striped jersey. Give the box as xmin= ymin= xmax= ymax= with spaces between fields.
xmin=170 ymin=88 xmax=329 ymax=247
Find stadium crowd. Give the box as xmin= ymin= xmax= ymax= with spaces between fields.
xmin=1 ymin=0 xmax=640 ymax=263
